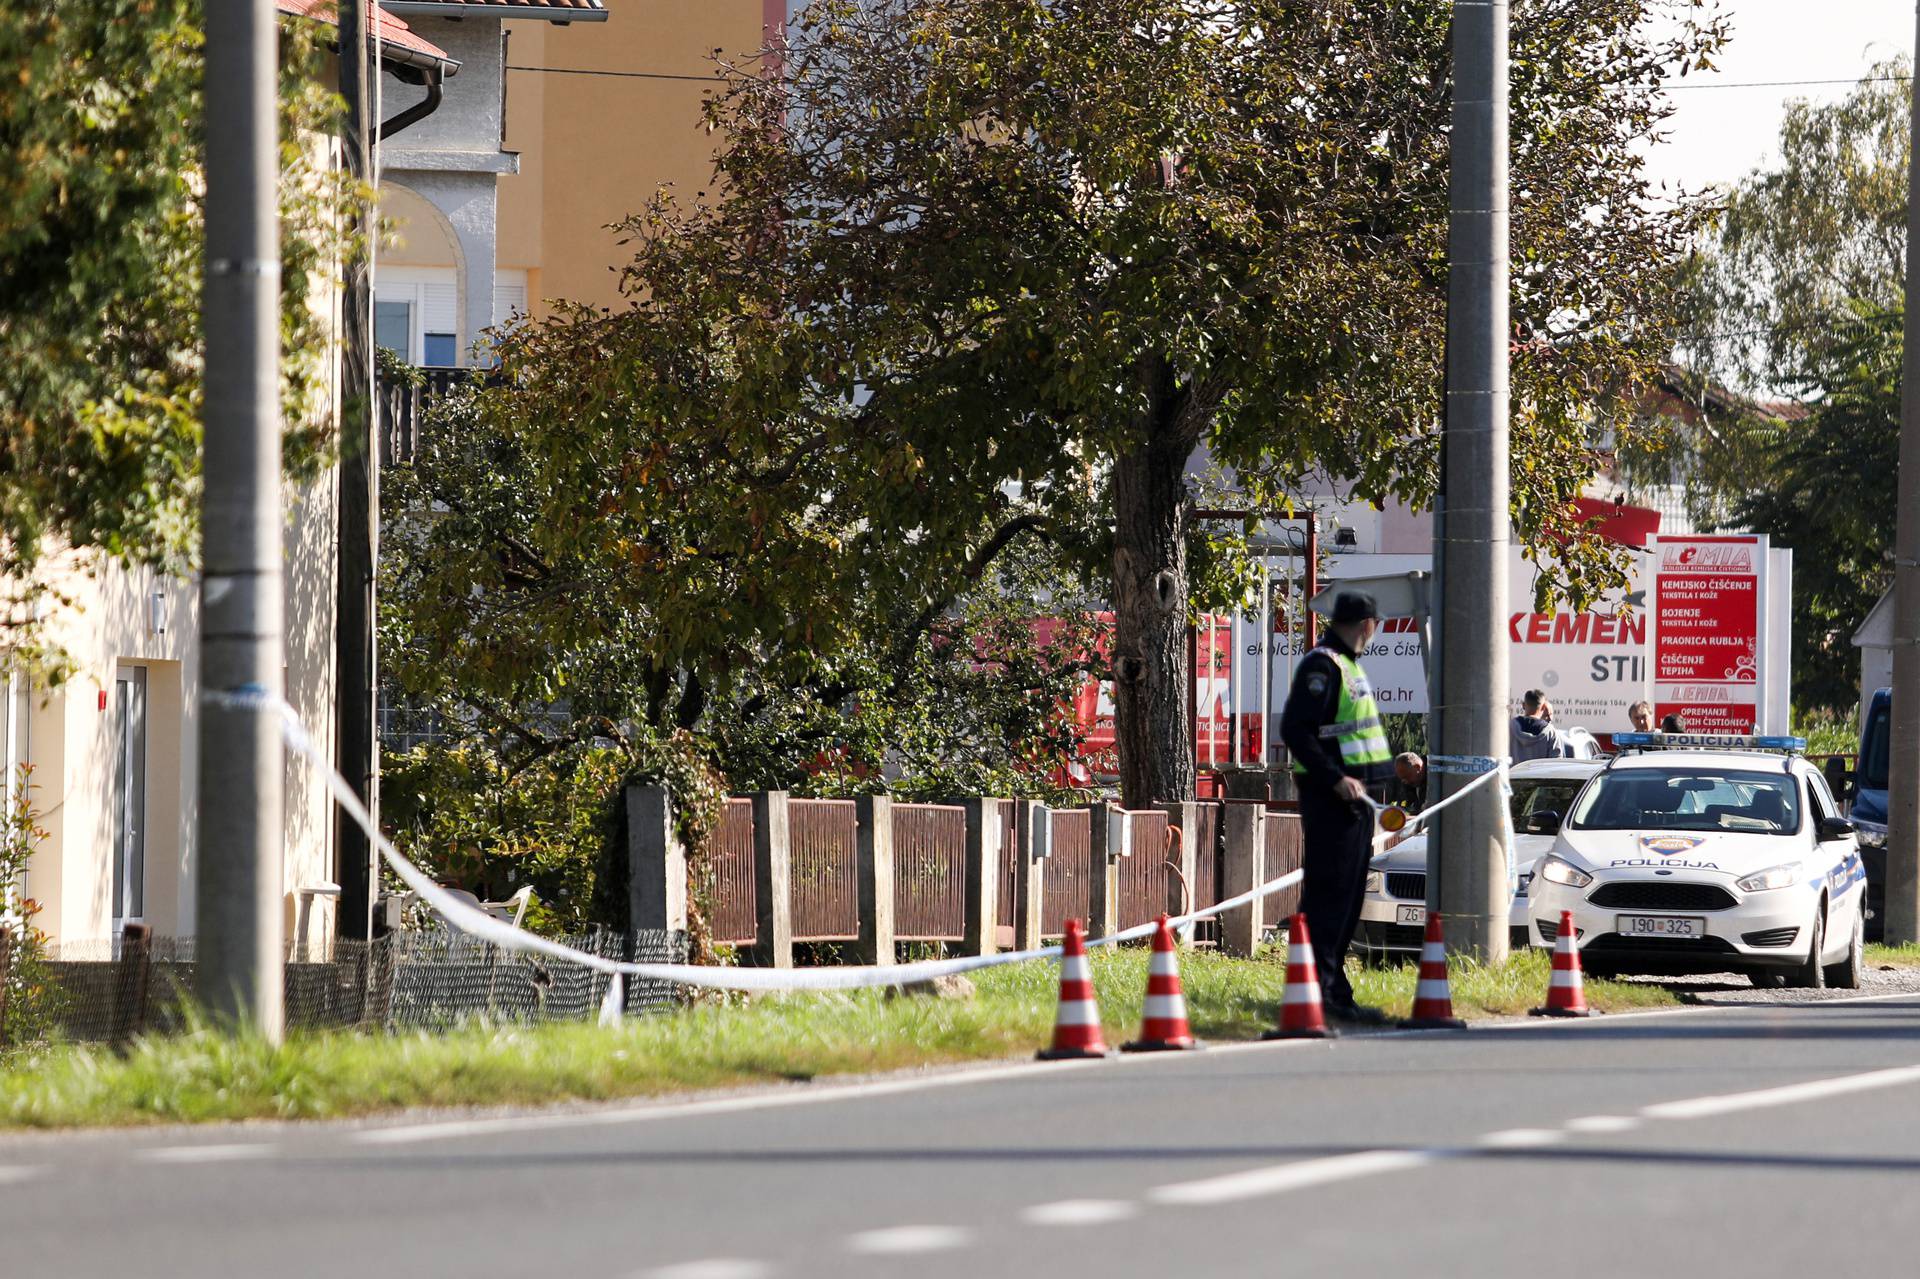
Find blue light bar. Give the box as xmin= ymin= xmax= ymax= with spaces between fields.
xmin=1612 ymin=732 xmax=1805 ymax=753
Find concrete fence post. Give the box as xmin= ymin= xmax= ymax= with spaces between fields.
xmin=855 ymin=794 xmax=896 ymax=966
xmin=626 ymin=784 xmax=688 ymax=937
xmin=1087 ymin=801 xmax=1121 ymax=939
xmin=961 ymin=797 xmax=1001 ymax=956
xmin=1013 ymin=801 xmax=1048 ymax=950
xmin=1220 ymin=803 xmax=1266 ymax=957
xmin=751 ymin=791 xmax=794 ymax=968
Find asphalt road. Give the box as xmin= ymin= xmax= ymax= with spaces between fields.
xmin=7 ymin=989 xmax=1920 ymax=1278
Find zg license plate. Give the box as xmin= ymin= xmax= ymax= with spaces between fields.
xmin=1396 ymin=905 xmax=1427 ymax=926
xmin=1617 ymin=914 xmax=1706 ymax=939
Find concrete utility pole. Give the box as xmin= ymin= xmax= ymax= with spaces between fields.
xmin=1433 ymin=0 xmax=1512 ymax=961
xmin=1883 ymin=0 xmax=1920 ymax=945
xmin=197 ymin=0 xmax=285 ymax=1039
xmin=336 ymin=0 xmax=379 ymax=941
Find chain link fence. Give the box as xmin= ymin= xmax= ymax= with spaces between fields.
xmin=2 ymin=924 xmax=687 ymax=1051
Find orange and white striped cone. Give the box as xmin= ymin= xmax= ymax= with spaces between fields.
xmin=1262 ymin=914 xmax=1334 ymax=1040
xmin=1400 ymin=912 xmax=1467 ymax=1030
xmin=1038 ymin=918 xmax=1111 ymax=1059
xmin=1529 ymin=910 xmax=1594 ymax=1018
xmin=1122 ymin=914 xmax=1199 ymax=1052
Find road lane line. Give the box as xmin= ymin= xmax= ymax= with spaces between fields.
xmin=1563 ymin=1115 xmax=1641 ymax=1135
xmin=1639 ymin=1063 xmax=1920 ymax=1121
xmin=1476 ymin=1128 xmax=1563 ymax=1149
xmin=0 ymin=1166 xmax=40 ymax=1185
xmin=845 ymin=1225 xmax=972 ymax=1255
xmin=1019 ymin=1199 xmax=1138 ymax=1227
xmin=635 ymin=1260 xmax=772 ymax=1279
xmin=137 ymin=1144 xmax=276 ymax=1164
xmin=1149 ymin=1149 xmax=1438 ymax=1206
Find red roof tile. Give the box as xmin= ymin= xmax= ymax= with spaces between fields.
xmin=275 ymin=1 xmax=457 ymax=69
xmin=389 ymin=0 xmax=606 ymax=10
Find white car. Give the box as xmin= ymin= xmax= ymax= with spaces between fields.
xmin=1526 ymin=734 xmax=1869 ymax=988
xmin=1356 ymin=756 xmax=1605 ymax=961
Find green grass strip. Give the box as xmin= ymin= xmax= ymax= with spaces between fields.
xmin=0 ymin=947 xmax=1676 ymax=1130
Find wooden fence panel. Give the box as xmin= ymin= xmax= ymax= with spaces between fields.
xmin=892 ymin=803 xmax=969 ymax=941
xmin=1041 ymin=809 xmax=1091 ymax=938
xmin=789 ymin=799 xmax=860 ymax=941
xmin=706 ymin=799 xmax=759 ymax=946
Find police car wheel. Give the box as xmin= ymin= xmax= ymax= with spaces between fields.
xmin=1787 ymin=908 xmax=1826 ymax=990
xmin=1824 ymin=907 xmax=1863 ymax=990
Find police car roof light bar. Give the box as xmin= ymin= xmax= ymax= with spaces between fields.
xmin=1611 ymin=731 xmax=1806 ymax=755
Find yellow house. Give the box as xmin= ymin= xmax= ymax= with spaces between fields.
xmin=377 ymin=0 xmax=776 ymax=358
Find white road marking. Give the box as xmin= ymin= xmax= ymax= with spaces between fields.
xmin=1563 ymin=1115 xmax=1641 ymax=1135
xmin=845 ymin=1225 xmax=973 ymax=1255
xmin=1149 ymin=1149 xmax=1438 ymax=1206
xmin=1476 ymin=1128 xmax=1563 ymax=1149
xmin=1640 ymin=1063 xmax=1920 ymax=1122
xmin=636 ymin=1261 xmax=772 ymax=1279
xmin=0 ymin=1166 xmax=40 ymax=1185
xmin=137 ymin=1144 xmax=275 ymax=1164
xmin=356 ymin=1059 xmax=1102 ymax=1145
xmin=1019 ymin=1199 xmax=1139 ymax=1227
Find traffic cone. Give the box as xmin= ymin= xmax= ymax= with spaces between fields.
xmin=1400 ymin=913 xmax=1466 ymax=1030
xmin=1122 ymin=915 xmax=1199 ymax=1052
xmin=1262 ymin=914 xmax=1334 ymax=1040
xmin=1529 ymin=910 xmax=1594 ymax=1018
xmin=1038 ymin=918 xmax=1110 ymax=1059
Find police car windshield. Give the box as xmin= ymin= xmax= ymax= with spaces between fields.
xmin=1568 ymin=769 xmax=1801 ymax=836
xmin=1510 ymin=779 xmax=1585 ymax=826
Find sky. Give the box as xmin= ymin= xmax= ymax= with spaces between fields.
xmin=1642 ymin=0 xmax=1912 ymax=196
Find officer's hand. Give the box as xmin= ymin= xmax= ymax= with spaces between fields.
xmin=1335 ymin=776 xmax=1367 ymax=804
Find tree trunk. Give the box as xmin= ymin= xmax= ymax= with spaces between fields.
xmin=1110 ymin=371 xmax=1196 ymax=808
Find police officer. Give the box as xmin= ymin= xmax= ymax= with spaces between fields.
xmin=1280 ymin=591 xmax=1395 ymax=1024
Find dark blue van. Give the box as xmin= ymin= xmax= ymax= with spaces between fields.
xmin=1854 ymin=688 xmax=1890 ymax=938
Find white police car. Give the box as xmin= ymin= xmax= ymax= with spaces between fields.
xmin=1526 ymin=733 xmax=1868 ymax=988
xmin=1356 ymin=756 xmax=1605 ymax=961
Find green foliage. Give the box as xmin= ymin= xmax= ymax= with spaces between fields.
xmin=1677 ymin=59 xmax=1908 ymax=399
xmin=380 ymin=744 xmax=628 ymax=937
xmin=0 ymin=764 xmax=60 ymax=1050
xmin=0 ymin=1 xmax=355 ymax=666
xmin=1793 ymin=704 xmax=1862 ymax=761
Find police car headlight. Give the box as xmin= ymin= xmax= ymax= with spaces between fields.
xmin=1858 ymin=827 xmax=1887 ymax=850
xmin=1537 ymin=856 xmax=1592 ymax=890
xmin=1736 ymin=862 xmax=1802 ymax=893
xmin=1364 ymin=870 xmax=1385 ymax=894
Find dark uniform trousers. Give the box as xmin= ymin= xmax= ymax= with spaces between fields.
xmin=1297 ymin=783 xmax=1374 ymax=1006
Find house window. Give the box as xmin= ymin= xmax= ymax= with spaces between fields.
xmin=374 ymin=300 xmax=412 ymax=361
xmin=112 ymin=665 xmax=148 ymax=926
xmin=375 ymin=267 xmax=462 ymax=367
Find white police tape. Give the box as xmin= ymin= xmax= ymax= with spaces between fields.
xmin=210 ymin=685 xmax=1307 ymax=993
xmin=1427 ymin=754 xmax=1501 ymax=776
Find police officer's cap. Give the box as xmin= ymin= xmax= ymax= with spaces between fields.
xmin=1331 ymin=591 xmax=1380 ymax=625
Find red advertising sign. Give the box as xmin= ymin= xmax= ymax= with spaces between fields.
xmin=1652 ymin=535 xmax=1765 ymax=735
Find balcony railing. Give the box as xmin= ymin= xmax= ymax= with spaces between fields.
xmin=379 ymin=365 xmax=475 ymax=465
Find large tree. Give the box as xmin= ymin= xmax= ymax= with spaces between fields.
xmin=1670 ymin=64 xmax=1908 ymax=707
xmin=0 ymin=1 xmax=350 ymax=670
xmin=403 ymin=0 xmax=1723 ymax=803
